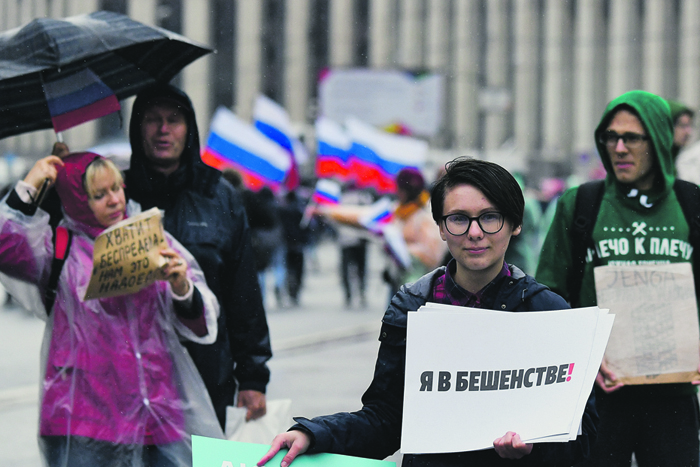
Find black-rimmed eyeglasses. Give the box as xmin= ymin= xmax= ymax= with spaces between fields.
xmin=598 ymin=131 xmax=648 ymax=149
xmin=442 ymin=212 xmax=505 ymax=236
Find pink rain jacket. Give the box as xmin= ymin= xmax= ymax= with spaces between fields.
xmin=0 ymin=156 xmax=223 ymax=463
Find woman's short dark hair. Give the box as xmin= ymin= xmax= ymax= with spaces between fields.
xmin=430 ymin=157 xmax=524 ymax=228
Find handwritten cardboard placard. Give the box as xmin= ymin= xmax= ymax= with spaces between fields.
xmin=594 ymin=263 xmax=700 ymax=384
xmin=84 ymin=207 xmax=167 ymax=300
xmin=192 ymin=436 xmax=395 ymax=467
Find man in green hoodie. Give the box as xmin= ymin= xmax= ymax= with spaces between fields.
xmin=536 ymin=90 xmax=699 ymax=467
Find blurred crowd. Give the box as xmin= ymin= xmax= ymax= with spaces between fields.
xmin=214 ymin=163 xmax=581 ymax=311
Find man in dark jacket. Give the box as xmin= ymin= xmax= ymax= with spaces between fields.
xmin=125 ymin=84 xmax=272 ymax=429
xmin=258 ymin=158 xmax=597 ymax=467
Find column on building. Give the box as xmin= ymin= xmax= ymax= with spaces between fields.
xmin=129 ymin=0 xmax=157 ymax=25
xmin=484 ymin=0 xmax=509 ymax=150
xmin=426 ymin=0 xmax=449 ymax=70
xmin=643 ymin=0 xmax=674 ymax=97
xmin=32 ymin=0 xmax=47 ymax=19
xmin=451 ymin=0 xmax=480 ymax=149
xmin=329 ymin=0 xmax=354 ymax=67
xmin=1 ymin=0 xmax=14 ymax=31
xmin=678 ymin=0 xmax=700 ymax=110
xmin=17 ymin=0 xmax=33 ymax=23
xmin=65 ymin=0 xmax=95 ymax=15
xmin=573 ymin=0 xmax=604 ymax=155
xmin=235 ymin=1 xmax=263 ymax=120
xmin=368 ymin=0 xmax=395 ymax=67
xmin=425 ymin=0 xmax=450 ymax=146
xmin=513 ymin=0 xmax=539 ymax=159
xmin=47 ymin=0 xmax=68 ymax=18
xmin=607 ymin=0 xmax=639 ymax=99
xmin=541 ymin=0 xmax=573 ymax=163
xmin=285 ymin=0 xmax=310 ymax=123
xmin=397 ymin=0 xmax=423 ymax=69
xmin=182 ymin=0 xmax=212 ymax=132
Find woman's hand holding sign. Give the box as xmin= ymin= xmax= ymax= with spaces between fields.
xmin=159 ymin=247 xmax=189 ymax=296
xmin=257 ymin=430 xmax=310 ymax=467
xmin=493 ymin=431 xmax=533 ymax=459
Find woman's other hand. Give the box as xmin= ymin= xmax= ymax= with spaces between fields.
xmin=159 ymin=248 xmax=189 ymax=296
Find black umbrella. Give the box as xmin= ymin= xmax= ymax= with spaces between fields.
xmin=0 ymin=10 xmax=213 ymax=140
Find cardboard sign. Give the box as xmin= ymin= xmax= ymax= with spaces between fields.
xmin=192 ymin=436 xmax=395 ymax=467
xmin=594 ymin=263 xmax=700 ymax=384
xmin=401 ymin=305 xmax=613 ymax=454
xmin=84 ymin=207 xmax=167 ymax=300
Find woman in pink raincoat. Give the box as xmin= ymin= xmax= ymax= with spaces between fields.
xmin=0 ymin=152 xmax=223 ymax=467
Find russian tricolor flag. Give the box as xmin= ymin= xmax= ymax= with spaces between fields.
xmin=253 ymin=95 xmax=306 ymax=190
xmin=315 ymin=117 xmax=352 ymax=180
xmin=202 ymin=107 xmax=291 ymax=192
xmin=359 ymin=197 xmax=395 ymax=234
xmin=346 ymin=118 xmax=428 ymax=194
xmin=312 ymin=179 xmax=341 ymax=205
xmin=42 ymin=69 xmax=121 ymax=133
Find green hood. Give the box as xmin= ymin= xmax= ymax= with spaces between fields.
xmin=667 ymin=99 xmax=695 ymax=123
xmin=594 ymin=90 xmax=675 ymax=201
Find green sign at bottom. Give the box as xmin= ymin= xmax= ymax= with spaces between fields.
xmin=192 ymin=436 xmax=396 ymax=467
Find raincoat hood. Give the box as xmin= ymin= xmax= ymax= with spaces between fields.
xmin=594 ymin=90 xmax=675 ymax=203
xmin=54 ymin=151 xmax=114 ymax=238
xmin=127 ymin=84 xmax=220 ymax=208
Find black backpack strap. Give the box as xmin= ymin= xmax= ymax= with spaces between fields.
xmin=673 ymin=179 xmax=700 ymax=295
xmin=45 ymin=226 xmax=72 ymax=315
xmin=568 ymin=180 xmax=605 ymax=306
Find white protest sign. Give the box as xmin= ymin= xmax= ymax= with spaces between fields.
xmin=594 ymin=263 xmax=700 ymax=384
xmin=84 ymin=207 xmax=167 ymax=300
xmin=401 ymin=305 xmax=612 ymax=454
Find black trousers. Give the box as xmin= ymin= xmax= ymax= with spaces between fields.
xmin=285 ymin=249 xmax=304 ymax=301
xmin=341 ymin=243 xmax=367 ymax=301
xmin=578 ymin=386 xmax=699 ymax=467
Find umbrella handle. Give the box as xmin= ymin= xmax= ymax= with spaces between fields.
xmin=29 ymin=178 xmax=51 ymax=208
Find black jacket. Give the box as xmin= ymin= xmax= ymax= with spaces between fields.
xmin=125 ymin=85 xmax=272 ymax=427
xmin=293 ymin=266 xmax=598 ymax=466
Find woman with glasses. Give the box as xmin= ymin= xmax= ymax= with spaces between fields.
xmin=258 ymin=157 xmax=598 ymax=467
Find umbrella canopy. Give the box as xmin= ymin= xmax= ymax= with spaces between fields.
xmin=0 ymin=10 xmax=213 ymax=139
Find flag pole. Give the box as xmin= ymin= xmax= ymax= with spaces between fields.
xmin=300 ymin=201 xmax=316 ymax=229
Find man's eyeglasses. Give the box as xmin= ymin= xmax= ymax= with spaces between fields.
xmin=598 ymin=131 xmax=649 ymax=149
xmin=442 ymin=212 xmax=505 ymax=236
